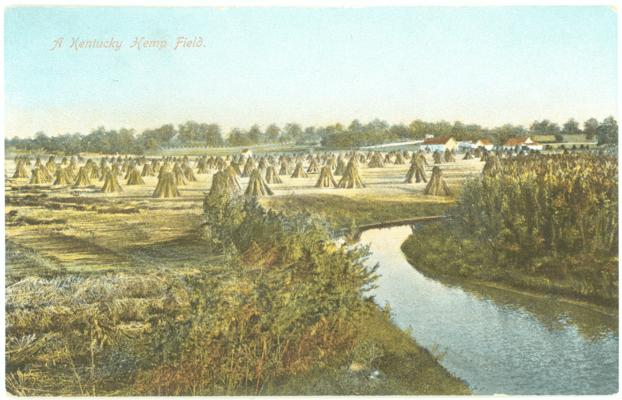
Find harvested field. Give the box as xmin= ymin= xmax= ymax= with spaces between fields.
xmin=5 ymin=154 xmax=481 ymax=279
xmin=4 ymin=151 xmax=477 ymax=395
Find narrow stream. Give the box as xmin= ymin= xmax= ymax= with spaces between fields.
xmin=360 ymin=226 xmax=618 ymax=395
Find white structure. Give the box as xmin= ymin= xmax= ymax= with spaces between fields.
xmin=503 ymin=137 xmax=543 ymax=151
xmin=474 ymin=139 xmax=494 ymax=150
xmin=421 ymin=136 xmax=457 ymax=152
xmin=458 ymin=139 xmax=494 ymax=151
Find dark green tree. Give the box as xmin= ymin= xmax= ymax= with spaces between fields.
xmin=265 ymin=124 xmax=281 ymax=143
xmin=584 ymin=118 xmax=599 ymax=139
xmin=562 ymin=118 xmax=581 ymax=135
xmin=597 ymin=116 xmax=618 ymax=145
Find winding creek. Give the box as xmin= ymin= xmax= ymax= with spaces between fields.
xmin=360 ymin=226 xmax=618 ymax=395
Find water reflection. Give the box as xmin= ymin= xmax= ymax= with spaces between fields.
xmin=438 ymin=275 xmax=617 ymax=341
xmin=360 ymin=226 xmax=618 ymax=395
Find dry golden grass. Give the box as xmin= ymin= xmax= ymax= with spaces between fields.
xmin=4 ymin=153 xmax=476 ymax=396
xmin=5 ymin=155 xmax=481 ymax=279
xmin=6 ymin=196 xmax=210 ymax=279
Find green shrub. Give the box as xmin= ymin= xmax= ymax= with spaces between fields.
xmin=7 ymin=195 xmax=379 ymax=395
xmin=403 ymin=152 xmax=618 ymax=306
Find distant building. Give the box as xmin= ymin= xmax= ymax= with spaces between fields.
xmin=459 ymin=138 xmax=494 ymax=151
xmin=503 ymin=137 xmax=543 ymax=151
xmin=457 ymin=141 xmax=475 ymax=151
xmin=422 ymin=136 xmax=457 ymax=152
xmin=474 ymin=139 xmax=494 ymax=150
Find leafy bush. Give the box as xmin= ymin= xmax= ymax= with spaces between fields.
xmin=139 ymin=197 xmax=380 ymax=394
xmin=402 ymin=152 xmax=618 ymax=306
xmin=7 ymin=196 xmax=379 ymax=395
xmin=458 ymin=153 xmax=617 ymax=264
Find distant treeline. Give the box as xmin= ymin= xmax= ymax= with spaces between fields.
xmin=5 ymin=116 xmax=617 ymax=155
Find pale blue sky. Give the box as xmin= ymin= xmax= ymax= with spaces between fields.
xmin=4 ymin=6 xmax=618 ymax=138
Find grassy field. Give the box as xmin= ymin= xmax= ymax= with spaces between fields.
xmin=5 ymin=154 xmax=477 ymax=280
xmin=265 ymin=304 xmax=469 ymax=395
xmin=5 ymin=196 xmax=468 ymax=394
xmin=264 ymin=193 xmax=454 ymax=233
xmin=5 ymin=153 xmax=474 ymax=395
xmin=402 ymin=221 xmax=619 ymax=311
xmin=398 ymin=153 xmax=618 ymax=311
xmin=6 ymin=195 xmax=210 ymax=280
